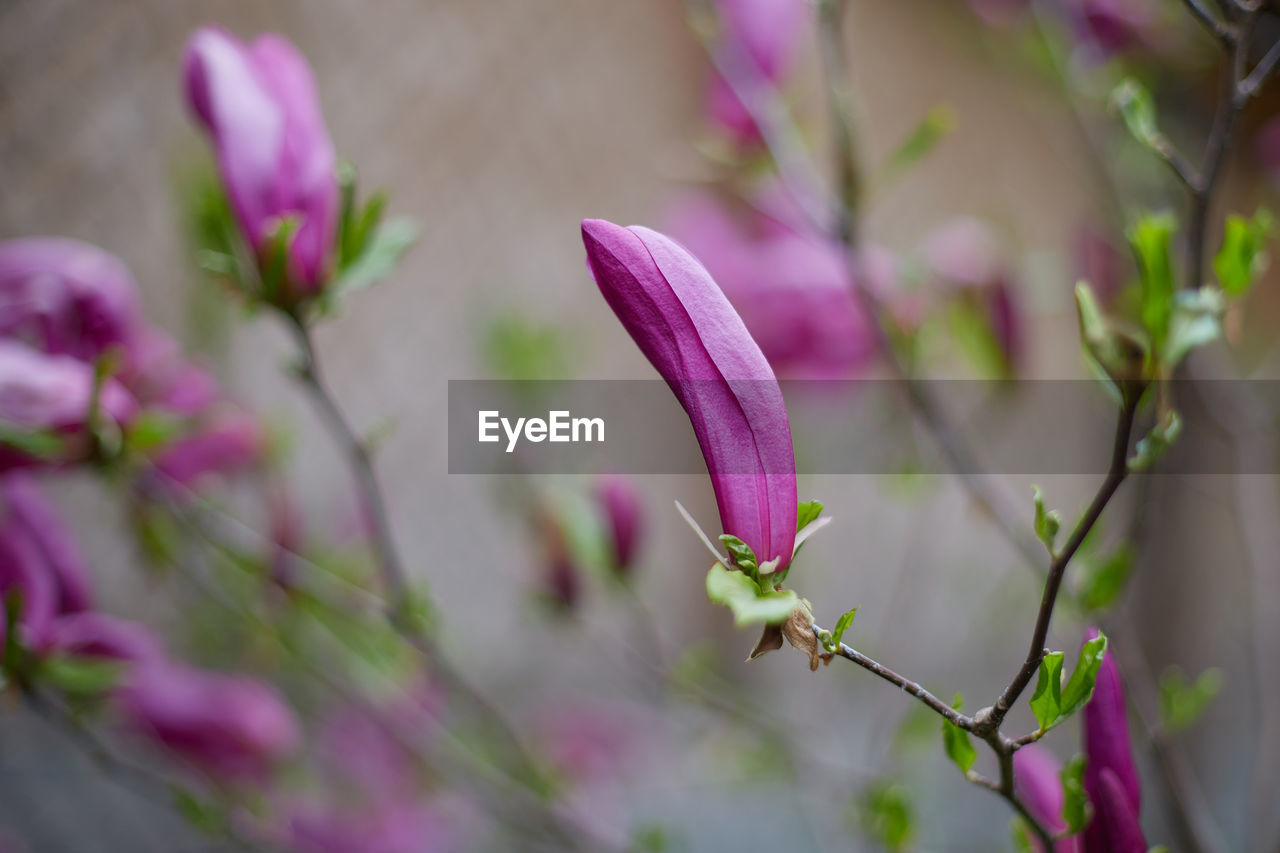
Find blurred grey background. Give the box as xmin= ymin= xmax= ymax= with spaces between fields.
xmin=0 ymin=0 xmax=1271 ymax=850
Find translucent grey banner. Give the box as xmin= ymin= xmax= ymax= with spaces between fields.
xmin=447 ymin=380 xmax=1280 ymax=475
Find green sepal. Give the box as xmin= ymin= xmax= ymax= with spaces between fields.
xmin=705 ymin=563 xmax=799 ymax=627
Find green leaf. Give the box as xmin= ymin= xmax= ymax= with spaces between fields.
xmin=796 ymin=499 xmax=824 ymax=533
xmin=326 ymin=217 xmax=419 ymax=304
xmin=1074 ymin=281 xmax=1148 ymax=389
xmin=718 ymin=534 xmax=758 ymax=573
xmin=1011 ymin=820 xmax=1035 ymax=853
xmin=821 ymin=608 xmax=858 ymax=653
xmin=878 ymin=105 xmax=955 ymax=184
xmin=40 ymin=655 xmax=122 ymax=696
xmin=0 ymin=422 xmax=67 ymax=461
xmin=1162 ymin=286 xmax=1225 ymax=369
xmin=1033 ymin=486 xmax=1061 ymax=555
xmin=1111 ymin=78 xmax=1162 ymax=150
xmin=1159 ymin=666 xmax=1223 ymax=733
xmin=941 ymin=693 xmax=977 ymax=775
xmin=1060 ymin=633 xmax=1108 ymax=719
xmin=1079 ymin=544 xmax=1134 ymax=612
xmin=1128 ymin=409 xmax=1182 ymax=472
xmin=1214 ymin=209 xmax=1273 ymax=296
xmin=1128 ymin=213 xmax=1178 ymax=350
xmin=1060 ymin=754 xmax=1089 ymax=834
xmin=857 ymin=781 xmax=916 ymax=852
xmin=705 ymin=563 xmax=798 ymax=627
xmin=1030 ymin=651 xmax=1066 ymax=733
xmin=1031 ymin=634 xmax=1109 ymax=734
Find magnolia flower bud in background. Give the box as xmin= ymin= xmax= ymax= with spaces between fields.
xmin=537 ymin=511 xmax=582 ymax=613
xmin=152 ymin=411 xmax=263 ymax=488
xmin=41 ymin=612 xmax=165 ymax=665
xmin=665 ymin=190 xmax=880 ymax=379
xmin=1082 ymin=627 xmax=1146 ymax=851
xmin=582 ymin=219 xmax=797 ymax=573
xmin=0 ymin=474 xmax=93 ymax=615
xmin=0 ymin=341 xmax=136 ymax=471
xmin=924 ymin=217 xmax=1026 ymax=375
xmin=706 ymin=0 xmax=809 ymax=144
xmin=0 ymin=238 xmax=144 ymax=363
xmin=1012 ymin=745 xmax=1083 ymax=852
xmin=119 ymin=660 xmax=300 ymax=784
xmin=595 ymin=474 xmax=644 ymax=580
xmin=183 ymin=26 xmax=339 ymax=297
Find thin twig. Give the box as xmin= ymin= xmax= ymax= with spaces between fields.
xmin=980 ymin=395 xmax=1138 ymax=732
xmin=280 ymin=310 xmax=561 ymax=801
xmin=285 ymin=313 xmax=416 ymax=628
xmin=1180 ymin=0 xmax=1235 ymax=44
xmin=810 ymin=623 xmax=972 ymax=729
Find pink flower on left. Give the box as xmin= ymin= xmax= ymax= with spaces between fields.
xmin=183 ymin=26 xmax=339 ymax=295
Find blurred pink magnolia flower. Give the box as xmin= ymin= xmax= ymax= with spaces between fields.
xmin=41 ymin=611 xmax=165 ymax=664
xmin=1012 ymin=745 xmax=1084 ymax=852
xmin=0 ymin=238 xmax=144 ymax=363
xmin=595 ymin=474 xmax=644 ymax=578
xmin=0 ymin=473 xmax=93 ymax=616
xmin=183 ymin=26 xmax=339 ymax=295
xmin=119 ymin=660 xmax=300 ymax=784
xmin=315 ymin=685 xmax=441 ymax=798
xmin=0 ymin=341 xmax=137 ymax=471
xmin=535 ymin=703 xmax=635 ymax=783
xmin=288 ymin=802 xmax=449 ymax=853
xmin=665 ymin=190 xmax=881 ymax=379
xmin=1068 ymin=0 xmax=1154 ymax=56
xmin=121 ymin=330 xmax=220 ymax=417
xmin=284 ymin=686 xmax=448 ymax=852
xmin=153 ymin=411 xmax=263 ymax=488
xmin=706 ymin=0 xmax=810 ymax=144
xmin=924 ymin=217 xmax=1026 ymax=373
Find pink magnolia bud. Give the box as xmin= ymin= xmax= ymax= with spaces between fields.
xmin=1082 ymin=627 xmax=1146 ymax=851
xmin=536 ymin=510 xmax=582 ymax=613
xmin=183 ymin=26 xmax=338 ymax=295
xmin=0 ymin=341 xmax=136 ymax=471
xmin=119 ymin=661 xmax=299 ymax=784
xmin=582 ymin=219 xmax=797 ymax=572
xmin=0 ymin=238 xmax=144 ymax=363
xmin=1011 ymin=745 xmax=1083 ymax=852
xmin=595 ymin=474 xmax=644 ymax=578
